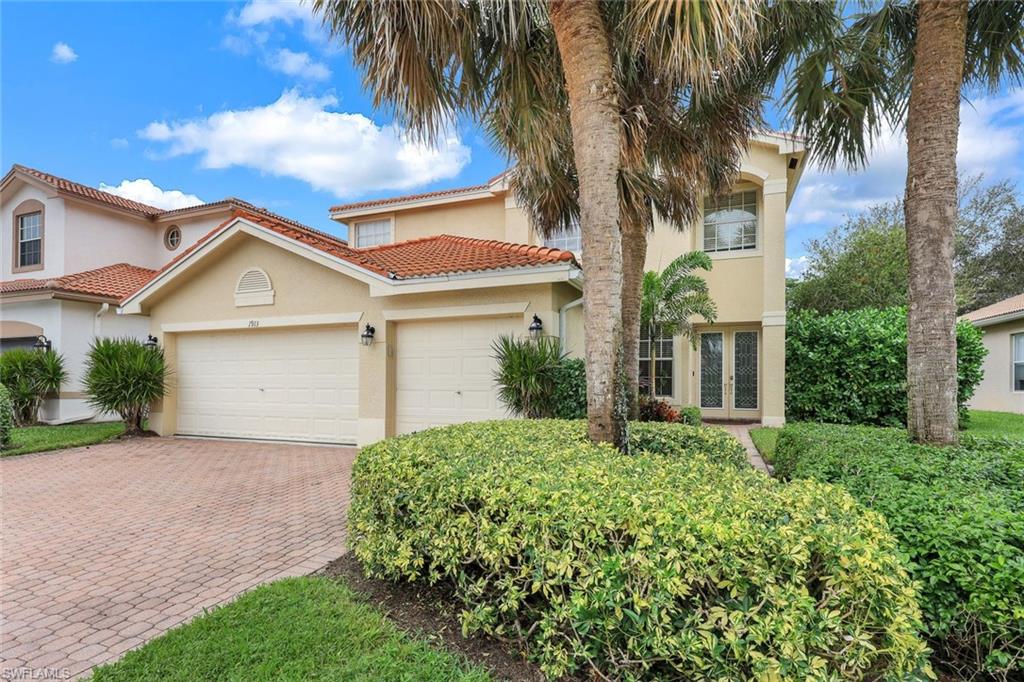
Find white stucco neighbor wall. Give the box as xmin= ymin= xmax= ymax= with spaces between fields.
xmin=63 ymin=202 xmax=160 ymax=271
xmin=1 ymin=182 xmax=67 ymax=281
xmin=0 ymin=297 xmax=150 ymax=423
xmin=970 ymin=319 xmax=1024 ymax=413
xmin=152 ymin=213 xmax=231 ymax=262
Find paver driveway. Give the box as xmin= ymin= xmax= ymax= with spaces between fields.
xmin=1 ymin=437 xmax=354 ymax=679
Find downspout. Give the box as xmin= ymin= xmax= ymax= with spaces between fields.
xmin=558 ymin=296 xmax=584 ymax=354
xmin=94 ymin=303 xmax=109 ymax=336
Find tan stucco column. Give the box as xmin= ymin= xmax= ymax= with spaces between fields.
xmin=358 ymin=319 xmax=389 ymax=446
xmin=762 ymin=180 xmax=788 ymax=426
xmin=151 ymin=331 xmax=177 ymax=436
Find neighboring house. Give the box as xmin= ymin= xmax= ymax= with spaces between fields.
xmin=0 ymin=164 xmax=328 ymax=423
xmin=121 ymin=133 xmax=804 ymax=445
xmin=963 ymin=293 xmax=1024 ymax=414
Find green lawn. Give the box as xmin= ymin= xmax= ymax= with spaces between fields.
xmin=748 ymin=427 xmax=778 ymax=464
xmin=90 ymin=577 xmax=491 ymax=682
xmin=2 ymin=421 xmax=123 ymax=457
xmin=964 ymin=409 xmax=1024 ymax=439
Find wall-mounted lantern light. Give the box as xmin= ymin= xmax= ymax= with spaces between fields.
xmin=360 ymin=324 xmax=376 ymax=346
xmin=33 ymin=335 xmax=52 ymax=352
xmin=144 ymin=335 xmax=160 ymax=350
xmin=528 ymin=314 xmax=543 ymax=340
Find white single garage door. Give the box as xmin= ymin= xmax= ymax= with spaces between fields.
xmin=395 ymin=316 xmax=518 ymax=435
xmin=176 ymin=326 xmax=358 ymax=444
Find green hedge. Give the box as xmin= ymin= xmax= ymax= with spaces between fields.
xmin=774 ymin=423 xmax=1024 ymax=678
xmin=551 ymin=358 xmax=586 ymax=419
xmin=0 ymin=384 xmax=13 ymax=448
xmin=786 ymin=307 xmax=986 ymax=426
xmin=350 ymin=420 xmax=930 ymax=680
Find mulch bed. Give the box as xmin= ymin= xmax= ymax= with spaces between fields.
xmin=320 ymin=553 xmax=546 ymax=682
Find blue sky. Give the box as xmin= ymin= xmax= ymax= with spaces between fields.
xmin=3 ymin=1 xmax=1023 ymax=277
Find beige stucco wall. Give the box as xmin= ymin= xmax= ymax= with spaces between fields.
xmin=970 ymin=320 xmax=1024 ymax=413
xmin=139 ymin=232 xmax=578 ymax=443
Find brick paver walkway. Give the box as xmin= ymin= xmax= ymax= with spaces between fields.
xmin=0 ymin=437 xmax=354 ymax=679
xmin=708 ymin=422 xmax=773 ymax=474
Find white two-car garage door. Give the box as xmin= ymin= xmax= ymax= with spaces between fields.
xmin=176 ymin=326 xmax=358 ymax=444
xmin=395 ymin=316 xmax=518 ymax=435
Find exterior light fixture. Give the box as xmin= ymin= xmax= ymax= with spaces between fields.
xmin=144 ymin=335 xmax=159 ymax=350
xmin=360 ymin=324 xmax=376 ymax=346
xmin=528 ymin=314 xmax=543 ymax=340
xmin=33 ymin=335 xmax=52 ymax=352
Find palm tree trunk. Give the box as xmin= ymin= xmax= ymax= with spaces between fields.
xmin=904 ymin=0 xmax=967 ymax=446
xmin=621 ymin=213 xmax=647 ymax=419
xmin=549 ymin=0 xmax=626 ymax=448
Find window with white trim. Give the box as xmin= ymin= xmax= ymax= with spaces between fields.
xmin=17 ymin=212 xmax=42 ymax=267
xmin=639 ymin=327 xmax=673 ymax=397
xmin=543 ymin=220 xmax=582 ymax=253
xmin=1014 ymin=333 xmax=1024 ymax=392
xmin=703 ymin=190 xmax=757 ymax=253
xmin=353 ymin=219 xmax=391 ymax=248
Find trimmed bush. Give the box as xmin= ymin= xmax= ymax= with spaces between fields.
xmin=637 ymin=395 xmax=680 ymax=422
xmin=84 ymin=338 xmax=167 ymax=435
xmin=786 ymin=307 xmax=986 ymax=426
xmin=551 ymin=358 xmax=586 ymax=419
xmin=774 ymin=423 xmax=1024 ymax=679
xmin=678 ymin=405 xmax=702 ymax=426
xmin=0 ymin=348 xmax=67 ymax=425
xmin=350 ymin=420 xmax=930 ymax=680
xmin=0 ymin=383 xmax=13 ymax=448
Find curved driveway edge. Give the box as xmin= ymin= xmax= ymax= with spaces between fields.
xmin=1 ymin=437 xmax=353 ymax=679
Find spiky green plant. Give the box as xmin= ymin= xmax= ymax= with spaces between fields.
xmin=83 ymin=338 xmax=167 ymax=436
xmin=491 ymin=335 xmax=565 ymax=419
xmin=0 ymin=348 xmax=67 ymax=425
xmin=0 ymin=383 xmax=14 ymax=448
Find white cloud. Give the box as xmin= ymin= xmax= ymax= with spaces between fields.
xmin=139 ymin=90 xmax=471 ymax=198
xmin=232 ymin=0 xmax=325 ymax=43
xmin=98 ymin=179 xmax=204 ymax=211
xmin=268 ymin=48 xmax=331 ymax=81
xmin=788 ymin=88 xmax=1024 ymax=230
xmin=785 ymin=256 xmax=810 ymax=279
xmin=50 ymin=42 xmax=78 ymax=64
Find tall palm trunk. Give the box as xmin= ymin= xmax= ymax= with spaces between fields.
xmin=621 ymin=213 xmax=647 ymax=418
xmin=549 ymin=0 xmax=626 ymax=447
xmin=904 ymin=0 xmax=968 ymax=445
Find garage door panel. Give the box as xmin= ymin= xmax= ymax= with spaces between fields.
xmin=176 ymin=326 xmax=358 ymax=444
xmin=395 ymin=316 xmax=517 ymax=435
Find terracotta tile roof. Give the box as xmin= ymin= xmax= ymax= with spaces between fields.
xmin=9 ymin=165 xmax=164 ymax=215
xmin=356 ymin=234 xmax=577 ymax=278
xmin=329 ymin=183 xmax=493 ymax=214
xmin=1 ymin=263 xmax=157 ymax=301
xmin=4 ymin=165 xmax=345 ymax=244
xmin=129 ymin=211 xmax=578 ymax=302
xmin=329 ymin=171 xmax=511 ymax=214
xmin=963 ymin=293 xmax=1024 ymax=324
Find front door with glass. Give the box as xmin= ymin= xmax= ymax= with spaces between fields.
xmin=699 ymin=329 xmax=760 ymax=420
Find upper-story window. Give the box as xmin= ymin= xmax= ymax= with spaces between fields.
xmin=353 ymin=219 xmax=391 ymax=248
xmin=164 ymin=225 xmax=182 ymax=250
xmin=13 ymin=201 xmax=44 ymax=272
xmin=543 ymin=221 xmax=582 ymax=252
xmin=703 ymin=190 xmax=757 ymax=253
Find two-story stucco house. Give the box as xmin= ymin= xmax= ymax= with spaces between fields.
xmin=0 ymin=165 xmax=326 ymax=423
xmin=121 ymin=133 xmax=804 ymax=445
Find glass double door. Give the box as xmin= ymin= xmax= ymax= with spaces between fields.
xmin=699 ymin=329 xmax=759 ymax=419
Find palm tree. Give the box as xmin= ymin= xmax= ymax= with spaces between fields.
xmin=639 ymin=252 xmax=717 ymax=399
xmin=312 ymin=0 xmax=757 ymax=446
xmin=785 ymin=0 xmax=1024 ymax=444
